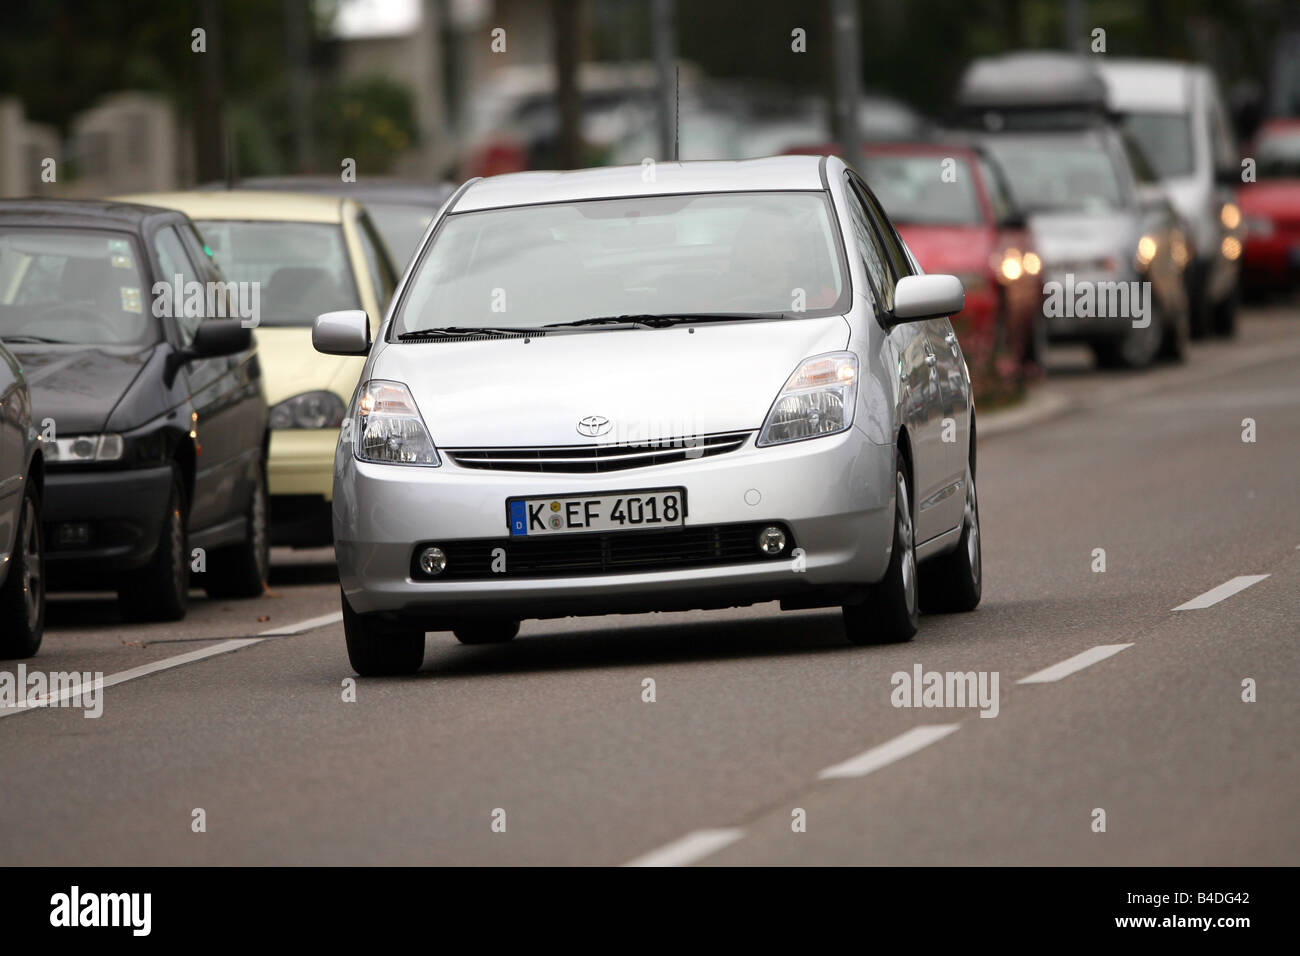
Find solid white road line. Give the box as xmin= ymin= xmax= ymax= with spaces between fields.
xmin=1172 ymin=574 xmax=1270 ymax=611
xmin=0 ymin=611 xmax=344 ymax=719
xmin=1017 ymin=644 xmax=1133 ymax=684
xmin=623 ymin=828 xmax=746 ymax=867
xmin=818 ymin=724 xmax=962 ymax=780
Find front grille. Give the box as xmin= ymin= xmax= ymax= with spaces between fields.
xmin=445 ymin=431 xmax=751 ymax=473
xmin=412 ymin=521 xmax=793 ymax=580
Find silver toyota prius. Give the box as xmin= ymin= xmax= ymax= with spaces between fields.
xmin=315 ymin=155 xmax=981 ymax=676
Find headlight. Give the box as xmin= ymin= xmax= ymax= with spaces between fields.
xmin=269 ymin=390 xmax=346 ymax=430
xmin=44 ymin=433 xmax=124 ymax=464
xmin=1220 ymin=202 xmax=1241 ymax=230
xmin=1135 ymin=234 xmax=1158 ymax=269
xmin=994 ymin=248 xmax=1023 ymax=282
xmin=353 ymin=380 xmax=440 ymax=466
xmin=757 ymin=352 xmax=858 ymax=447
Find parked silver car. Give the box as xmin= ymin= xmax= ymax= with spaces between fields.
xmin=0 ymin=340 xmax=44 ymax=657
xmin=317 ymin=156 xmax=980 ymax=676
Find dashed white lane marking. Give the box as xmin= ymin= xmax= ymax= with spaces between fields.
xmin=623 ymin=828 xmax=746 ymax=867
xmin=818 ymin=724 xmax=962 ymax=780
xmin=1172 ymin=574 xmax=1270 ymax=611
xmin=1017 ymin=644 xmax=1133 ymax=684
xmin=0 ymin=611 xmax=343 ymax=719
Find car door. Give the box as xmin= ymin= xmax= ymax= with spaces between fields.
xmin=151 ymin=223 xmax=243 ymax=534
xmin=0 ymin=347 xmax=24 ymax=566
xmin=842 ymin=173 xmax=951 ymax=545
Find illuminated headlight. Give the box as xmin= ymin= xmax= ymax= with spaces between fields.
xmin=1135 ymin=234 xmax=1158 ymax=269
xmin=758 ymin=352 xmax=857 ymax=447
xmin=44 ymin=433 xmax=124 ymax=463
xmin=1220 ymin=202 xmax=1241 ymax=230
xmin=353 ymin=380 xmax=440 ymax=466
xmin=269 ymin=390 xmax=346 ymax=430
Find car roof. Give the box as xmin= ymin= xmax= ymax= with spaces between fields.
xmin=453 ymin=156 xmax=827 ymax=212
xmin=958 ymin=52 xmax=1109 ymax=111
xmin=865 ymin=141 xmax=982 ymax=160
xmin=1094 ymin=59 xmax=1199 ymax=112
xmin=110 ymin=190 xmax=346 ymax=223
xmin=0 ymin=197 xmax=179 ymax=230
xmin=197 ymin=177 xmax=455 ymax=206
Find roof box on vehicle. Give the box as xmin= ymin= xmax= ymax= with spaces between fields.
xmin=954 ymin=52 xmax=1111 ymax=131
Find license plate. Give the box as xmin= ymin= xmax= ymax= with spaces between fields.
xmin=507 ymin=488 xmax=686 ymax=536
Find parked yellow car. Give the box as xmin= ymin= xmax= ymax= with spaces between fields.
xmin=115 ymin=191 xmax=398 ymax=545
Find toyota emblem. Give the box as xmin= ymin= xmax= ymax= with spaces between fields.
xmin=576 ymin=415 xmax=612 ymax=437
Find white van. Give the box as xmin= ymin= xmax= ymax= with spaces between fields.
xmin=1095 ymin=59 xmax=1243 ymax=337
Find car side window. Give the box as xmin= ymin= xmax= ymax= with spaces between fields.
xmin=977 ymin=156 xmax=1015 ymax=224
xmin=153 ymin=226 xmax=203 ymax=346
xmin=853 ymin=176 xmax=914 ymax=282
xmin=357 ymin=213 xmax=396 ymax=312
xmin=841 ymin=175 xmax=894 ymax=311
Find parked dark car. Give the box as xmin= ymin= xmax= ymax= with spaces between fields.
xmin=0 ymin=200 xmax=269 ymax=622
xmin=0 ymin=338 xmax=44 ymax=656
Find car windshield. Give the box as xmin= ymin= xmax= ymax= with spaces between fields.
xmin=0 ymin=227 xmax=157 ymax=346
xmin=1257 ymin=130 xmax=1300 ymax=177
xmin=982 ymin=136 xmax=1127 ymax=213
xmin=1118 ymin=112 xmax=1195 ymax=178
xmin=365 ymin=202 xmax=437 ymax=266
xmin=194 ymin=220 xmax=360 ymax=327
xmin=865 ymin=155 xmax=983 ymax=225
xmin=393 ymin=191 xmax=848 ymax=334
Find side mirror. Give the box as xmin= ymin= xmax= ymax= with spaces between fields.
xmin=891 ymin=274 xmax=965 ymax=323
xmin=998 ymin=210 xmax=1028 ymax=230
xmin=313 ymin=309 xmax=370 ymax=355
xmin=165 ymin=320 xmax=251 ymax=384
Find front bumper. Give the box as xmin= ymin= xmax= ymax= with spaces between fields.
xmin=43 ymin=463 xmax=172 ymax=580
xmin=335 ymin=428 xmax=895 ymax=621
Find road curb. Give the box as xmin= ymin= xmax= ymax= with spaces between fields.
xmin=978 ymin=388 xmax=1071 ymax=439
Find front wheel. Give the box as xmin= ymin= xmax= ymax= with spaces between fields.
xmin=342 ymin=589 xmax=425 ymax=676
xmin=0 ymin=482 xmax=44 ymax=659
xmin=919 ymin=465 xmax=982 ymax=613
xmin=842 ymin=465 xmax=918 ymax=645
xmin=117 ymin=472 xmax=189 ymax=622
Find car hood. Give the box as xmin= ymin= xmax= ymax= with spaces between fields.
xmin=895 ymin=225 xmax=994 ymax=274
xmin=253 ymin=326 xmax=366 ymax=405
xmin=375 ymin=316 xmax=852 ymax=447
xmin=1027 ymin=210 xmax=1139 ymax=271
xmin=6 ymin=344 xmax=152 ymax=434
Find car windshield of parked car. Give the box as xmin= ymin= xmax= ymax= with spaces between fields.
xmin=1257 ymin=129 xmax=1300 ymax=177
xmin=364 ymin=202 xmax=436 ymax=266
xmin=865 ymin=155 xmax=983 ymax=225
xmin=393 ymin=191 xmax=848 ymax=334
xmin=194 ymin=220 xmax=361 ymax=327
xmin=1118 ymin=112 xmax=1195 ymax=178
xmin=983 ymin=136 xmax=1126 ymax=213
xmin=0 ymin=228 xmax=157 ymax=346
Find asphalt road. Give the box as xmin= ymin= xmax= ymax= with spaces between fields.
xmin=2 ymin=307 xmax=1297 ymax=866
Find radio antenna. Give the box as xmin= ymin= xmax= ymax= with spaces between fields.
xmin=674 ymin=65 xmax=680 ymax=161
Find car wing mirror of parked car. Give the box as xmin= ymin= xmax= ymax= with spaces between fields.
xmin=165 ymin=320 xmax=252 ymax=385
xmin=313 ymin=309 xmax=371 ymax=356
xmin=998 ymin=210 xmax=1028 ymax=230
xmin=889 ymin=274 xmax=965 ymax=325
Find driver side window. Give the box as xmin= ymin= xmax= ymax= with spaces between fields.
xmin=153 ymin=226 xmax=202 ymax=346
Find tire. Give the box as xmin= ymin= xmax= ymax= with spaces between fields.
xmin=918 ymin=464 xmax=982 ymax=613
xmin=1091 ymin=317 xmax=1161 ymax=369
xmin=342 ymin=588 xmax=425 ymax=676
xmin=842 ymin=464 xmax=918 ymax=645
xmin=453 ymin=620 xmax=520 ymax=645
xmin=1211 ymin=285 xmax=1239 ymax=338
xmin=117 ymin=472 xmax=189 ymax=623
xmin=202 ymin=466 xmax=269 ymax=599
xmin=0 ymin=482 xmax=44 ymax=659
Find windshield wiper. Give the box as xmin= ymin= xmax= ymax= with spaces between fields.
xmin=543 ymin=313 xmax=787 ymax=329
xmin=397 ymin=327 xmax=523 ymax=340
xmin=1 ymin=335 xmax=70 ymax=344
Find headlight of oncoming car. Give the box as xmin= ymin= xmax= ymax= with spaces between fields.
xmin=353 ymin=380 xmax=440 ymax=466
xmin=757 ymin=352 xmax=858 ymax=447
xmin=44 ymin=433 xmax=124 ymax=463
xmin=269 ymin=390 xmax=346 ymax=430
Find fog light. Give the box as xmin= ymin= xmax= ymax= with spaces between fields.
xmin=418 ymin=546 xmax=447 ymax=576
xmin=757 ymin=526 xmax=787 ymax=556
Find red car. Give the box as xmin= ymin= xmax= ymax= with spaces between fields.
xmin=1240 ymin=118 xmax=1300 ymax=293
xmin=861 ymin=144 xmax=1046 ymax=383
